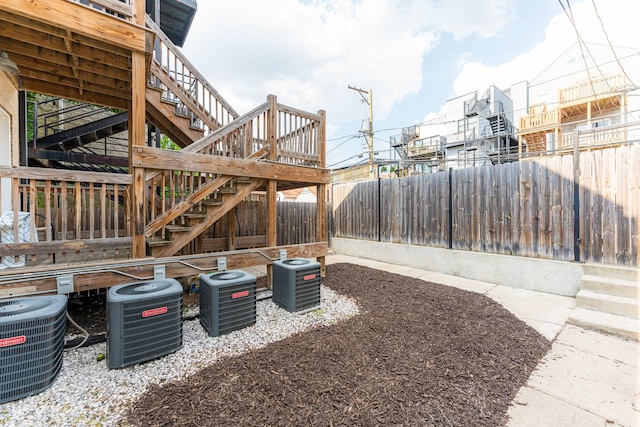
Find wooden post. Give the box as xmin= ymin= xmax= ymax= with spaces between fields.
xmin=316 ymin=110 xmax=327 ymax=276
xmin=266 ymin=95 xmax=278 ymax=286
xmin=133 ymin=0 xmax=145 ymax=26
xmin=129 ymin=0 xmax=147 ymax=257
xmin=227 ymin=208 xmax=236 ymax=251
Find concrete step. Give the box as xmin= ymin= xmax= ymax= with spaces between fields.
xmin=583 ymin=263 xmax=640 ymax=283
xmin=581 ymin=274 xmax=639 ymax=299
xmin=568 ymin=307 xmax=640 ymax=341
xmin=576 ymin=290 xmax=640 ymax=319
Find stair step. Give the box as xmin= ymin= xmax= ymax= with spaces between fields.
xmin=576 ymin=290 xmax=640 ymax=319
xmin=583 ymin=263 xmax=640 ymax=283
xmin=568 ymin=307 xmax=640 ymax=341
xmin=183 ymin=213 xmax=208 ymax=226
xmin=160 ymin=97 xmax=180 ymax=106
xmin=146 ymin=83 xmax=164 ymax=94
xmin=235 ymin=177 xmax=252 ymax=183
xmin=581 ymin=274 xmax=639 ymax=299
xmin=218 ymin=186 xmax=237 ymax=194
xmin=183 ymin=213 xmax=208 ymax=219
xmin=202 ymin=198 xmax=223 ymax=206
xmin=147 ymin=236 xmax=171 ymax=257
xmin=147 ymin=236 xmax=170 ymax=247
xmin=164 ymin=225 xmax=191 ymax=240
xmin=174 ymin=110 xmax=191 ymax=119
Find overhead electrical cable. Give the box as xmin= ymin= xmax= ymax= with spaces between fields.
xmin=590 ymin=0 xmax=637 ymax=87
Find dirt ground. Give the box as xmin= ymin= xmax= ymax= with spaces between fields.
xmin=106 ymin=263 xmax=551 ymax=426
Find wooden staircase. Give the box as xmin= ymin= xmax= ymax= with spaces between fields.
xmin=141 ymin=16 xmax=259 ymax=256
xmin=145 ymin=16 xmax=238 ymax=146
xmin=147 ymin=177 xmax=264 ymax=257
xmin=568 ymin=264 xmax=640 ymax=340
xmin=139 ymin=18 xmax=326 ymax=258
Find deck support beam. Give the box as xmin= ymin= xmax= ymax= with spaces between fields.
xmin=316 ymin=110 xmax=327 ymax=276
xmin=130 ymin=48 xmax=147 ymax=258
xmin=265 ymin=94 xmax=278 ymax=287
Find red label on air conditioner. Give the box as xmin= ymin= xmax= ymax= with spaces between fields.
xmin=303 ymin=274 xmax=316 ymax=281
xmin=232 ymin=290 xmax=249 ymax=299
xmin=0 ymin=335 xmax=26 ymax=348
xmin=142 ymin=306 xmax=168 ymax=318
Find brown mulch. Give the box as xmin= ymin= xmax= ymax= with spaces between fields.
xmin=122 ymin=263 xmax=550 ymax=426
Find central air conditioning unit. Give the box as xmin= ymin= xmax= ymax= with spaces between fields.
xmin=199 ymin=270 xmax=256 ymax=337
xmin=107 ymin=278 xmax=183 ymax=369
xmin=0 ymin=295 xmax=67 ymax=404
xmin=272 ymin=258 xmax=321 ymax=312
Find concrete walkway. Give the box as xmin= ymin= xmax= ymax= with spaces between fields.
xmin=325 ymin=254 xmax=640 ymax=427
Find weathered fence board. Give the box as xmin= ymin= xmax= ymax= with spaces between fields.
xmin=333 ymin=180 xmax=378 ymax=241
xmin=332 ymin=145 xmax=638 ymax=266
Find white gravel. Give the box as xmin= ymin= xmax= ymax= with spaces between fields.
xmin=0 ymin=286 xmax=359 ymax=426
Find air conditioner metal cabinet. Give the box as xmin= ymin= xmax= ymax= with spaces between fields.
xmin=199 ymin=270 xmax=257 ymax=337
xmin=272 ymin=258 xmax=321 ymax=312
xmin=107 ymin=279 xmax=183 ymax=369
xmin=0 ymin=295 xmax=67 ymax=404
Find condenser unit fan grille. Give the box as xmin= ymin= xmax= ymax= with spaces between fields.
xmin=0 ymin=296 xmax=67 ymax=404
xmin=273 ymin=259 xmax=321 ymax=312
xmin=107 ymin=279 xmax=183 ymax=369
xmin=120 ymin=296 xmax=183 ymax=366
xmin=199 ymin=271 xmax=256 ymax=337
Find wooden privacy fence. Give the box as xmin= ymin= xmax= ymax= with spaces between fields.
xmin=332 ymin=144 xmax=639 ymax=266
xmin=196 ymin=200 xmax=318 ymax=251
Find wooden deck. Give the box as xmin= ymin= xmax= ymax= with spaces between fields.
xmin=0 ymin=0 xmax=329 ymax=294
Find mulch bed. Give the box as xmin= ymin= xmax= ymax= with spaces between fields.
xmin=120 ymin=263 xmax=550 ymax=426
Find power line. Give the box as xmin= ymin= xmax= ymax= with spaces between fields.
xmin=558 ymin=0 xmax=609 ymax=118
xmin=327 ymin=134 xmax=359 ymax=142
xmin=326 ymin=134 xmax=361 ymax=155
xmin=590 ymin=0 xmax=637 ymax=87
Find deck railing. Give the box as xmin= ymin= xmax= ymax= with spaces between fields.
xmin=144 ymin=96 xmax=325 ymax=236
xmin=520 ymin=109 xmax=560 ymax=130
xmin=146 ymin=16 xmax=239 ymax=135
xmin=559 ymin=121 xmax=639 ymax=149
xmin=0 ymin=167 xmax=132 ymax=266
xmin=559 ymin=74 xmax=625 ymax=105
xmin=276 ymin=103 xmax=324 ymax=166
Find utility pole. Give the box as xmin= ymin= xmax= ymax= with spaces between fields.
xmin=348 ymin=85 xmax=374 ymax=177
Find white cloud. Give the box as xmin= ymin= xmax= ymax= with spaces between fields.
xmin=451 ymin=0 xmax=640 ymax=96
xmin=423 ymin=0 xmax=513 ymax=40
xmin=183 ymin=0 xmax=517 ymax=136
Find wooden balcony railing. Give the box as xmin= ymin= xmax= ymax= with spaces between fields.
xmin=559 ymin=74 xmax=625 ymax=105
xmin=276 ymin=103 xmax=324 ymax=166
xmin=559 ymin=121 xmax=636 ymax=149
xmin=0 ymin=167 xmax=132 ymax=266
xmin=520 ymin=109 xmax=560 ymax=131
xmin=67 ymin=0 xmax=134 ymax=21
xmin=528 ymin=102 xmax=547 ymax=115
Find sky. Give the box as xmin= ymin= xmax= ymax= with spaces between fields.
xmin=182 ymin=0 xmax=640 ymax=169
